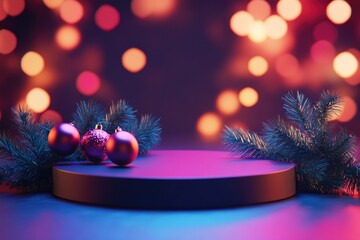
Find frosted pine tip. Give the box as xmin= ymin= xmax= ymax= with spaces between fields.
xmin=95 ymin=123 xmax=103 ymax=130
xmin=115 ymin=127 xmax=122 ymax=132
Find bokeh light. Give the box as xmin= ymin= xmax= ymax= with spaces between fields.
xmin=246 ymin=0 xmax=271 ymax=20
xmin=216 ymin=90 xmax=240 ymax=115
xmin=76 ymin=71 xmax=101 ymax=96
xmin=326 ymin=0 xmax=352 ymax=25
xmin=78 ymin=46 xmax=104 ymax=72
xmin=59 ymin=0 xmax=84 ymax=24
xmin=131 ymin=0 xmax=176 ymax=19
xmin=25 ymin=88 xmax=51 ymax=113
xmin=310 ymin=40 xmax=336 ymax=65
xmin=196 ymin=112 xmax=222 ymax=138
xmin=239 ymin=87 xmax=259 ymax=107
xmin=337 ymin=96 xmax=357 ymax=122
xmin=122 ymin=48 xmax=147 ymax=73
xmin=55 ymin=25 xmax=81 ymax=50
xmin=1 ymin=0 xmax=360 ymax=144
xmin=333 ymin=51 xmax=358 ymax=78
xmin=257 ymin=33 xmax=295 ymax=57
xmin=248 ymin=56 xmax=268 ymax=77
xmin=248 ymin=21 xmax=267 ymax=43
xmin=147 ymin=0 xmax=176 ymax=18
xmin=227 ymin=55 xmax=248 ymax=77
xmin=0 ymin=0 xmax=7 ymax=21
xmin=230 ymin=11 xmax=254 ymax=37
xmin=3 ymin=0 xmax=25 ymax=17
xmin=275 ymin=53 xmax=301 ymax=86
xmin=21 ymin=51 xmax=45 ymax=77
xmin=32 ymin=68 xmax=56 ymax=87
xmin=43 ymin=0 xmax=64 ymax=9
xmin=0 ymin=29 xmax=17 ymax=55
xmin=313 ymin=21 xmax=337 ymax=43
xmin=275 ymin=54 xmax=299 ymax=76
xmin=264 ymin=15 xmax=288 ymax=40
xmin=131 ymin=0 xmax=152 ymax=18
xmin=40 ymin=109 xmax=63 ymax=124
xmin=343 ymin=75 xmax=360 ymax=86
xmin=95 ymin=5 xmax=120 ymax=31
xmin=277 ymin=0 xmax=302 ymax=21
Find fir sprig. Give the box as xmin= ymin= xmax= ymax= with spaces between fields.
xmin=132 ymin=114 xmax=162 ymax=154
xmin=263 ymin=117 xmax=313 ymax=162
xmin=0 ymin=100 xmax=161 ymax=192
xmin=0 ymin=107 xmax=58 ymax=192
xmin=222 ymin=91 xmax=360 ymax=195
xmin=282 ymin=91 xmax=314 ymax=135
xmin=222 ymin=126 xmax=268 ymax=159
xmin=103 ymin=100 xmax=161 ymax=153
xmin=73 ymin=101 xmax=105 ymax=136
xmin=105 ymin=100 xmax=137 ymax=133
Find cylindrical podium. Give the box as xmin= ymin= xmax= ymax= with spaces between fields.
xmin=53 ymin=150 xmax=295 ymax=209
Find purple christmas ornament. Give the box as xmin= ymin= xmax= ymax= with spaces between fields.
xmin=48 ymin=123 xmax=80 ymax=156
xmin=106 ymin=127 xmax=139 ymax=166
xmin=80 ymin=124 xmax=110 ymax=163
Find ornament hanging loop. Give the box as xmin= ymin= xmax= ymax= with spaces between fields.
xmin=115 ymin=127 xmax=122 ymax=133
xmin=95 ymin=123 xmax=103 ymax=130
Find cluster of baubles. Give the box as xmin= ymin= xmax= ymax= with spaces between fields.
xmin=47 ymin=123 xmax=139 ymax=166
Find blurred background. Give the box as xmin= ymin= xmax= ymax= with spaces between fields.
xmin=0 ymin=0 xmax=359 ymax=146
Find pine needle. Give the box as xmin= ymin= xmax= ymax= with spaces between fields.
xmin=0 ymin=106 xmax=58 ymax=192
xmin=105 ymin=100 xmax=137 ymax=133
xmin=283 ymin=91 xmax=314 ymax=135
xmin=104 ymin=101 xmax=161 ymax=154
xmin=132 ymin=114 xmax=161 ymax=154
xmin=263 ymin=117 xmax=313 ymax=162
xmin=222 ymin=125 xmax=268 ymax=159
xmin=222 ymin=91 xmax=360 ymax=195
xmin=73 ymin=101 xmax=105 ymax=136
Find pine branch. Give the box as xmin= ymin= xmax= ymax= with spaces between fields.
xmin=223 ymin=91 xmax=359 ymax=196
xmin=282 ymin=91 xmax=314 ymax=135
xmin=344 ymin=165 xmax=360 ymax=194
xmin=0 ymin=133 xmax=28 ymax=161
xmin=296 ymin=159 xmax=328 ymax=193
xmin=263 ymin=117 xmax=313 ymax=162
xmin=133 ymin=114 xmax=161 ymax=154
xmin=12 ymin=106 xmax=43 ymax=160
xmin=105 ymin=100 xmax=137 ymax=133
xmin=314 ymin=91 xmax=342 ymax=125
xmin=0 ymin=157 xmax=53 ymax=192
xmin=327 ymin=130 xmax=357 ymax=167
xmin=0 ymin=107 xmax=58 ymax=192
xmin=73 ymin=101 xmax=105 ymax=136
xmin=222 ymin=125 xmax=268 ymax=159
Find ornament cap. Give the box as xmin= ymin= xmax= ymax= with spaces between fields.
xmin=95 ymin=123 xmax=103 ymax=130
xmin=115 ymin=127 xmax=122 ymax=133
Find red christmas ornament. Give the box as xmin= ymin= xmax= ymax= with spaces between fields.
xmin=106 ymin=127 xmax=139 ymax=166
xmin=80 ymin=124 xmax=110 ymax=163
xmin=48 ymin=123 xmax=80 ymax=156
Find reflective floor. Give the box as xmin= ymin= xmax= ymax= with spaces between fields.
xmin=0 ymin=192 xmax=359 ymax=240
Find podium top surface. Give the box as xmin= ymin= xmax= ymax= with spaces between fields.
xmin=55 ymin=150 xmax=294 ymax=180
